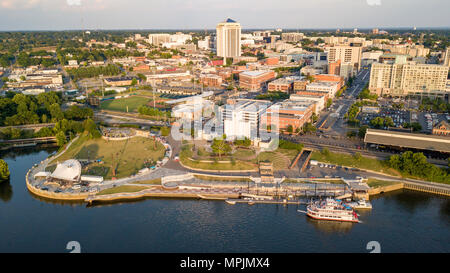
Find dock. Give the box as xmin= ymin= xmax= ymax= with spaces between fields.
xmin=225 ymin=198 xmax=305 ymax=205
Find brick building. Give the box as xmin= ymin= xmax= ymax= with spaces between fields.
xmin=239 ymin=70 xmax=276 ymax=91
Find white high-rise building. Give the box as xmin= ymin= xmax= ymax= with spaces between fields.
xmin=369 ymin=62 xmax=449 ymax=97
xmin=221 ymin=100 xmax=270 ymax=141
xmin=216 ymin=18 xmax=241 ymax=58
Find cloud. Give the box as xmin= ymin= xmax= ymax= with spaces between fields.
xmin=366 ymin=0 xmax=381 ymax=6
xmin=67 ymin=0 xmax=81 ymax=6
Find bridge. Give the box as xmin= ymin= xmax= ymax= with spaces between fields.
xmin=0 ymin=123 xmax=55 ymax=132
xmin=0 ymin=137 xmax=57 ymax=148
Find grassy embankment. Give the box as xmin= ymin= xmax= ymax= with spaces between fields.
xmin=48 ymin=133 xmax=165 ymax=179
xmin=96 ymin=185 xmax=149 ymax=196
xmin=366 ymin=178 xmax=402 ymax=188
xmin=181 ymin=145 xmax=299 ymax=171
xmin=310 ymin=151 xmax=401 ymax=177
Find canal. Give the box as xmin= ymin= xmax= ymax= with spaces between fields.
xmin=0 ymin=147 xmax=449 ymax=253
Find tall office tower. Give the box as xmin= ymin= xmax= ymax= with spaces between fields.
xmin=443 ymin=47 xmax=450 ymax=66
xmin=216 ymin=18 xmax=241 ymax=58
xmin=325 ymin=45 xmax=362 ymax=71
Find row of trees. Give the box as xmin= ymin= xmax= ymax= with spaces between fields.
xmin=16 ymin=52 xmax=56 ymax=68
xmin=419 ymin=97 xmax=450 ymax=113
xmin=358 ymin=88 xmax=378 ymax=100
xmin=0 ymin=92 xmax=62 ymax=126
xmin=66 ymin=64 xmax=121 ymax=80
xmin=137 ymin=105 xmax=171 ymax=119
xmin=387 ymin=151 xmax=449 ymax=183
xmin=255 ymin=91 xmax=289 ymax=101
xmin=0 ymin=92 xmax=93 ymax=126
xmin=369 ymin=116 xmax=395 ymax=129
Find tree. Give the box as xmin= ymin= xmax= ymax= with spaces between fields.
xmin=83 ymin=118 xmax=101 ymax=139
xmin=354 ymin=152 xmax=362 ymax=162
xmin=211 ymin=135 xmax=231 ymax=159
xmin=286 ymin=125 xmax=294 ymax=133
xmin=160 ymin=126 xmax=170 ymax=136
xmin=358 ymin=125 xmax=368 ymax=139
xmin=0 ymin=160 xmax=9 ymax=182
xmin=326 ymin=98 xmax=333 ymax=108
xmin=55 ymin=131 xmax=67 ymax=147
xmin=49 ymin=103 xmax=64 ymax=122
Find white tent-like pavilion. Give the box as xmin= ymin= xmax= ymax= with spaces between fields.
xmin=50 ymin=159 xmax=82 ymax=183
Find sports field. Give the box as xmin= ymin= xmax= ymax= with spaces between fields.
xmin=48 ymin=133 xmax=166 ymax=179
xmin=100 ymin=96 xmax=150 ymax=112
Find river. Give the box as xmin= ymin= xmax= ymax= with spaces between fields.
xmin=0 ymin=147 xmax=449 ymax=253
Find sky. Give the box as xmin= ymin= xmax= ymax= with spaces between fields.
xmin=0 ymin=0 xmax=449 ymax=31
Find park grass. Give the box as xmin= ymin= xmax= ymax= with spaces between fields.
xmin=366 ymin=178 xmax=401 ymax=188
xmin=257 ymin=149 xmax=298 ymax=170
xmin=48 ymin=134 xmax=166 ymax=179
xmin=193 ymin=174 xmax=252 ymax=182
xmin=96 ymin=185 xmax=149 ymax=196
xmin=233 ymin=148 xmax=256 ymax=159
xmin=131 ymin=178 xmax=162 ymax=185
xmin=310 ymin=151 xmax=401 ymax=176
xmin=100 ymin=96 xmax=151 ymax=112
xmin=181 ymin=156 xmax=257 ymax=171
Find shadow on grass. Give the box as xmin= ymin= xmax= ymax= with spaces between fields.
xmin=75 ymin=143 xmax=100 ymax=160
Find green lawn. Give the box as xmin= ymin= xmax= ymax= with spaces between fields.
xmin=48 ymin=133 xmax=166 ymax=179
xmin=367 ymin=179 xmax=401 ymax=188
xmin=131 ymin=178 xmax=162 ymax=185
xmin=311 ymin=151 xmax=401 ymax=176
xmin=257 ymin=149 xmax=298 ymax=170
xmin=100 ymin=96 xmax=151 ymax=112
xmin=193 ymin=174 xmax=252 ymax=182
xmin=181 ymin=157 xmax=257 ymax=171
xmin=96 ymin=185 xmax=149 ymax=196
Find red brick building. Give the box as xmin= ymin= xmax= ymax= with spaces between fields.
xmin=239 ymin=70 xmax=275 ymax=91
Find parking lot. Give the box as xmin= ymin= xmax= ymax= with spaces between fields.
xmin=417 ymin=112 xmax=449 ymax=133
xmin=358 ymin=107 xmax=410 ymax=128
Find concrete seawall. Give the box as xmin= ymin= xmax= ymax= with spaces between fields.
xmin=26 ymin=169 xmax=89 ymax=201
xmin=368 ymin=183 xmax=404 ymax=196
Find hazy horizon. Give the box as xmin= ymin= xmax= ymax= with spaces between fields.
xmin=0 ymin=0 xmax=449 ymax=31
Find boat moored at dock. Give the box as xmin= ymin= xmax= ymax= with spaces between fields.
xmin=346 ymin=199 xmax=372 ymax=210
xmin=306 ymin=198 xmax=359 ymax=223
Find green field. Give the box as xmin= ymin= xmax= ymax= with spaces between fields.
xmin=257 ymin=149 xmax=298 ymax=170
xmin=182 ymin=144 xmax=299 ymax=171
xmin=100 ymin=96 xmax=151 ymax=112
xmin=310 ymin=151 xmax=400 ymax=176
xmin=49 ymin=133 xmax=166 ymax=179
xmin=131 ymin=178 xmax=162 ymax=185
xmin=366 ymin=179 xmax=401 ymax=188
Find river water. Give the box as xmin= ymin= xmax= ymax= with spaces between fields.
xmin=0 ymin=147 xmax=449 ymax=253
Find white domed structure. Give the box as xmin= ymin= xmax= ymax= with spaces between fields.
xmin=51 ymin=159 xmax=82 ymax=183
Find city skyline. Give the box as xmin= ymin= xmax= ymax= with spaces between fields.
xmin=0 ymin=0 xmax=449 ymax=31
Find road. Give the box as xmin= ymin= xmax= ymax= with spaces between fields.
xmin=317 ymin=67 xmax=371 ymax=136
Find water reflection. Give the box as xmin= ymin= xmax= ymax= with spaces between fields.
xmin=389 ymin=189 xmax=434 ymax=214
xmin=306 ymin=217 xmax=354 ymax=234
xmin=439 ymin=199 xmax=450 ymax=223
xmin=28 ymin=191 xmax=85 ymax=207
xmin=0 ymin=144 xmax=57 ymax=160
xmin=0 ymin=179 xmax=13 ymax=202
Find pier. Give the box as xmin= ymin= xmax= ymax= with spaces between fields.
xmin=403 ymin=181 xmax=450 ymax=197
